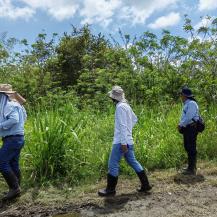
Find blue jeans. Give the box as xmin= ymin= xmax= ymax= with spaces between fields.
xmin=108 ymin=143 xmax=143 ymax=177
xmin=0 ymin=135 xmax=24 ymax=175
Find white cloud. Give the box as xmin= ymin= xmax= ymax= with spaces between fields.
xmin=120 ymin=0 xmax=180 ymax=24
xmin=80 ymin=0 xmax=121 ymax=27
xmin=0 ymin=0 xmax=182 ymax=26
xmin=20 ymin=0 xmax=79 ymax=21
xmin=148 ymin=12 xmax=180 ymax=29
xmin=0 ymin=0 xmax=34 ymax=20
xmin=198 ymin=0 xmax=217 ymax=11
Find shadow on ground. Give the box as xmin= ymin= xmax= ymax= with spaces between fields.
xmin=87 ymin=191 xmax=152 ymax=215
xmin=174 ymin=173 xmax=205 ymax=185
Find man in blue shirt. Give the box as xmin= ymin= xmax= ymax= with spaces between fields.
xmin=0 ymin=84 xmax=27 ymax=200
xmin=178 ymin=87 xmax=199 ymax=175
xmin=98 ymin=86 xmax=152 ymax=196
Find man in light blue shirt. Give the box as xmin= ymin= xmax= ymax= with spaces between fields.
xmin=98 ymin=86 xmax=152 ymax=196
xmin=178 ymin=87 xmax=199 ymax=175
xmin=0 ymin=84 xmax=27 ymax=200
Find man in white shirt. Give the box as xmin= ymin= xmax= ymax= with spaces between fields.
xmin=98 ymin=86 xmax=152 ymax=196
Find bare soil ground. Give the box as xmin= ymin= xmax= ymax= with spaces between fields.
xmin=0 ymin=162 xmax=217 ymax=217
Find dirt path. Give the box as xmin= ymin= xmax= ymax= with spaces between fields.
xmin=1 ymin=163 xmax=217 ymax=217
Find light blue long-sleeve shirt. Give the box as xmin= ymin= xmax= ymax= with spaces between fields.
xmin=0 ymin=101 xmax=27 ymax=137
xmin=113 ymin=102 xmax=138 ymax=145
xmin=179 ymin=99 xmax=199 ymax=127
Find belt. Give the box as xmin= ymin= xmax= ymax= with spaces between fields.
xmin=2 ymin=134 xmax=24 ymax=139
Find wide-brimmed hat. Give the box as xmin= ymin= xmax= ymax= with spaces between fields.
xmin=108 ymin=86 xmax=127 ymax=102
xmin=0 ymin=84 xmax=26 ymax=104
xmin=180 ymin=87 xmax=194 ymax=98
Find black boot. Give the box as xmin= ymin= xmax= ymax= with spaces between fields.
xmin=1 ymin=171 xmax=21 ymax=200
xmin=136 ymin=170 xmax=152 ymax=192
xmin=182 ymin=155 xmax=196 ymax=175
xmin=98 ymin=174 xmax=118 ymax=197
xmin=14 ymin=170 xmax=21 ymax=186
xmin=189 ymin=155 xmax=197 ymax=175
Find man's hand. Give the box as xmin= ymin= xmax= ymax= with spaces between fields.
xmin=121 ymin=144 xmax=128 ymax=153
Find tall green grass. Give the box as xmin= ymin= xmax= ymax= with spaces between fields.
xmin=21 ymin=102 xmax=217 ymax=186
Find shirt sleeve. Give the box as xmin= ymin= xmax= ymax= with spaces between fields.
xmin=116 ymin=106 xmax=128 ymax=145
xmin=179 ymin=102 xmax=198 ymax=127
xmin=0 ymin=108 xmax=19 ymax=130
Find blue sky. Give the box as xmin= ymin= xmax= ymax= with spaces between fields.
xmin=0 ymin=0 xmax=217 ymax=45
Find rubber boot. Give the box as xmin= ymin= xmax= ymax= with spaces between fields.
xmin=2 ymin=170 xmax=21 ymax=195
xmin=190 ymin=154 xmax=197 ymax=174
xmin=182 ymin=155 xmax=196 ymax=175
xmin=14 ymin=170 xmax=21 ymax=186
xmin=1 ymin=171 xmax=21 ymax=200
xmin=136 ymin=170 xmax=152 ymax=192
xmin=98 ymin=174 xmax=118 ymax=197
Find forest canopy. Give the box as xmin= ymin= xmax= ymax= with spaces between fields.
xmin=0 ymin=16 xmax=217 ymax=108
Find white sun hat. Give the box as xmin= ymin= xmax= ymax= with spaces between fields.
xmin=108 ymin=86 xmax=127 ymax=102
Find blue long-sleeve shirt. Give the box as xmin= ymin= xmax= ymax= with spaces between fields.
xmin=113 ymin=102 xmax=137 ymax=145
xmin=179 ymin=99 xmax=199 ymax=127
xmin=0 ymin=101 xmax=27 ymax=137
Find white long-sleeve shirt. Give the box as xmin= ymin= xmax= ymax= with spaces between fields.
xmin=113 ymin=102 xmax=138 ymax=145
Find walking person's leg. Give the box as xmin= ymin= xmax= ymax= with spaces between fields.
xmin=9 ymin=136 xmax=24 ymax=186
xmin=0 ymin=137 xmax=23 ymax=200
xmin=10 ymin=150 xmax=22 ymax=186
xmin=98 ymin=144 xmax=122 ymax=196
xmin=124 ymin=145 xmax=152 ymax=192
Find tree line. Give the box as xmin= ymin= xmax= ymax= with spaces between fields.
xmin=0 ymin=16 xmax=217 ymax=109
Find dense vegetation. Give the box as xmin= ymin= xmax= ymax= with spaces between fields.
xmin=22 ymin=103 xmax=217 ymax=186
xmin=0 ymin=16 xmax=217 ymax=186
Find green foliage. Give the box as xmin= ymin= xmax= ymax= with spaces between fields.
xmin=21 ymin=103 xmax=217 ymax=186
xmin=26 ymin=110 xmax=68 ymax=181
xmin=1 ymin=16 xmax=217 ymax=106
xmin=23 ymin=103 xmax=113 ymax=184
xmin=52 ymin=25 xmax=110 ymax=88
xmin=1 ymin=15 xmax=217 ymax=187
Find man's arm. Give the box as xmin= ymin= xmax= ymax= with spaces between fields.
xmin=0 ymin=108 xmax=19 ymax=130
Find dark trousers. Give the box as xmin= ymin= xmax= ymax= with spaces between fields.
xmin=0 ymin=136 xmax=24 ymax=176
xmin=183 ymin=125 xmax=198 ymax=170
